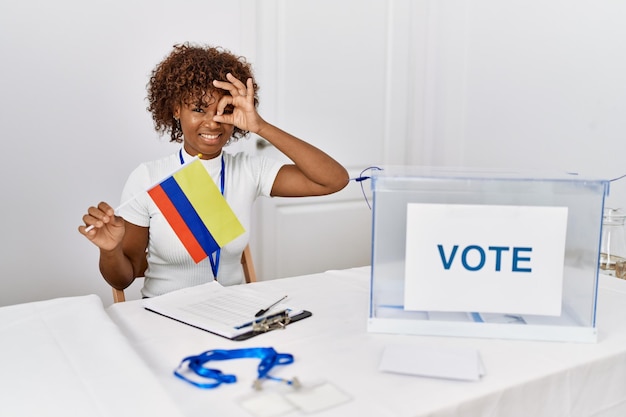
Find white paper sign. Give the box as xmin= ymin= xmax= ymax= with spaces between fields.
xmin=404 ymin=203 xmax=568 ymax=316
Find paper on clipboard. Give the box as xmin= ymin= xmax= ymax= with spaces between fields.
xmin=143 ymin=281 xmax=311 ymax=340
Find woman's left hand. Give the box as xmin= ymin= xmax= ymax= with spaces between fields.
xmin=212 ymin=73 xmax=265 ymax=134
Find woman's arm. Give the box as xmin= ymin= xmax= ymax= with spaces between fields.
xmin=255 ymin=122 xmax=349 ymax=197
xmin=79 ymin=202 xmax=148 ymax=290
xmin=213 ymin=74 xmax=349 ymax=197
xmin=98 ymin=221 xmax=149 ymax=290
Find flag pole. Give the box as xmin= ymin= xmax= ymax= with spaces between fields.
xmin=84 ymin=153 xmax=203 ymax=233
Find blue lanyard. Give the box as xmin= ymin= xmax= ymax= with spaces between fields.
xmin=179 ymin=149 xmax=225 ymax=279
xmin=174 ymin=347 xmax=297 ymax=389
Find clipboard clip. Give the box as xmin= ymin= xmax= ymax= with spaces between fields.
xmin=252 ymin=310 xmax=291 ymax=333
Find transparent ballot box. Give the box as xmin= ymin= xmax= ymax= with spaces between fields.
xmin=368 ymin=167 xmax=610 ymax=343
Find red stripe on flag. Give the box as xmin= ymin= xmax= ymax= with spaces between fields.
xmin=148 ymin=185 xmax=208 ymax=263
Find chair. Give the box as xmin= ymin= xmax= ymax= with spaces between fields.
xmin=111 ymin=244 xmax=257 ymax=303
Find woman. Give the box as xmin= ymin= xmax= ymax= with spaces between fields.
xmin=78 ymin=43 xmax=348 ymax=297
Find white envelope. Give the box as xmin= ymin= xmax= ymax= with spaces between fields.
xmin=379 ymin=344 xmax=486 ymax=382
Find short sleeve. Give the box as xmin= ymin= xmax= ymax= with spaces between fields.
xmin=118 ymin=164 xmax=152 ymax=227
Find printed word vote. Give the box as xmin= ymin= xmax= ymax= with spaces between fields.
xmin=437 ymin=245 xmax=533 ymax=273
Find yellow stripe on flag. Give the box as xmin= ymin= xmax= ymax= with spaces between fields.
xmin=173 ymin=159 xmax=245 ymax=247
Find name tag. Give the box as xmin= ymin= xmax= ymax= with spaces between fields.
xmin=404 ymin=203 xmax=568 ymax=316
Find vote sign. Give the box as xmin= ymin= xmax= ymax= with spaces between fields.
xmin=404 ymin=203 xmax=568 ymax=316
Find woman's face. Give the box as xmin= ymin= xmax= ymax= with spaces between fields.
xmin=174 ymin=92 xmax=234 ymax=160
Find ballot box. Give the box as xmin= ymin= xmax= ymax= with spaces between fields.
xmin=368 ymin=166 xmax=610 ymax=343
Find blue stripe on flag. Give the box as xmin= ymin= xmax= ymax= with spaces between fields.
xmin=160 ymin=176 xmax=220 ymax=256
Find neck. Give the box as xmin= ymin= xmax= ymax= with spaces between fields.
xmin=182 ymin=146 xmax=222 ymax=161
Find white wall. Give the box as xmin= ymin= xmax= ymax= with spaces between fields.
xmin=416 ymin=1 xmax=626 ymax=208
xmin=0 ymin=0 xmax=248 ymax=306
xmin=2 ymin=0 xmax=626 ymax=307
xmin=250 ymin=0 xmax=392 ymax=279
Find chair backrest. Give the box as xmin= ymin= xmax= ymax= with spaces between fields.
xmin=111 ymin=244 xmax=257 ymax=303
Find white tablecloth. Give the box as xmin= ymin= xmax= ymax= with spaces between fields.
xmin=106 ymin=268 xmax=626 ymax=417
xmin=0 ymin=294 xmax=184 ymax=417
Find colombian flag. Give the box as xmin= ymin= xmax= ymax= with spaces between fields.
xmin=147 ymin=159 xmax=245 ymax=263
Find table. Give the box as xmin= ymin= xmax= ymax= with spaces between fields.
xmin=0 ymin=294 xmax=184 ymax=417
xmin=107 ymin=267 xmax=626 ymax=417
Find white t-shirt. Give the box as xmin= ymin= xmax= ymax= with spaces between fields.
xmin=118 ymin=149 xmax=283 ymax=297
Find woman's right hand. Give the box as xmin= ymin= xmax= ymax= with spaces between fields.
xmin=78 ymin=202 xmax=125 ymax=251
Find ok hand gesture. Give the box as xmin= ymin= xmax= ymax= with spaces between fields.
xmin=212 ymin=73 xmax=266 ymax=135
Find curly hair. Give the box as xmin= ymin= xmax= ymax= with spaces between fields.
xmin=146 ymin=43 xmax=259 ymax=143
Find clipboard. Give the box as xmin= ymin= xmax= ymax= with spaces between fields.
xmin=232 ymin=309 xmax=312 ymax=341
xmin=142 ymin=281 xmax=312 ymax=341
